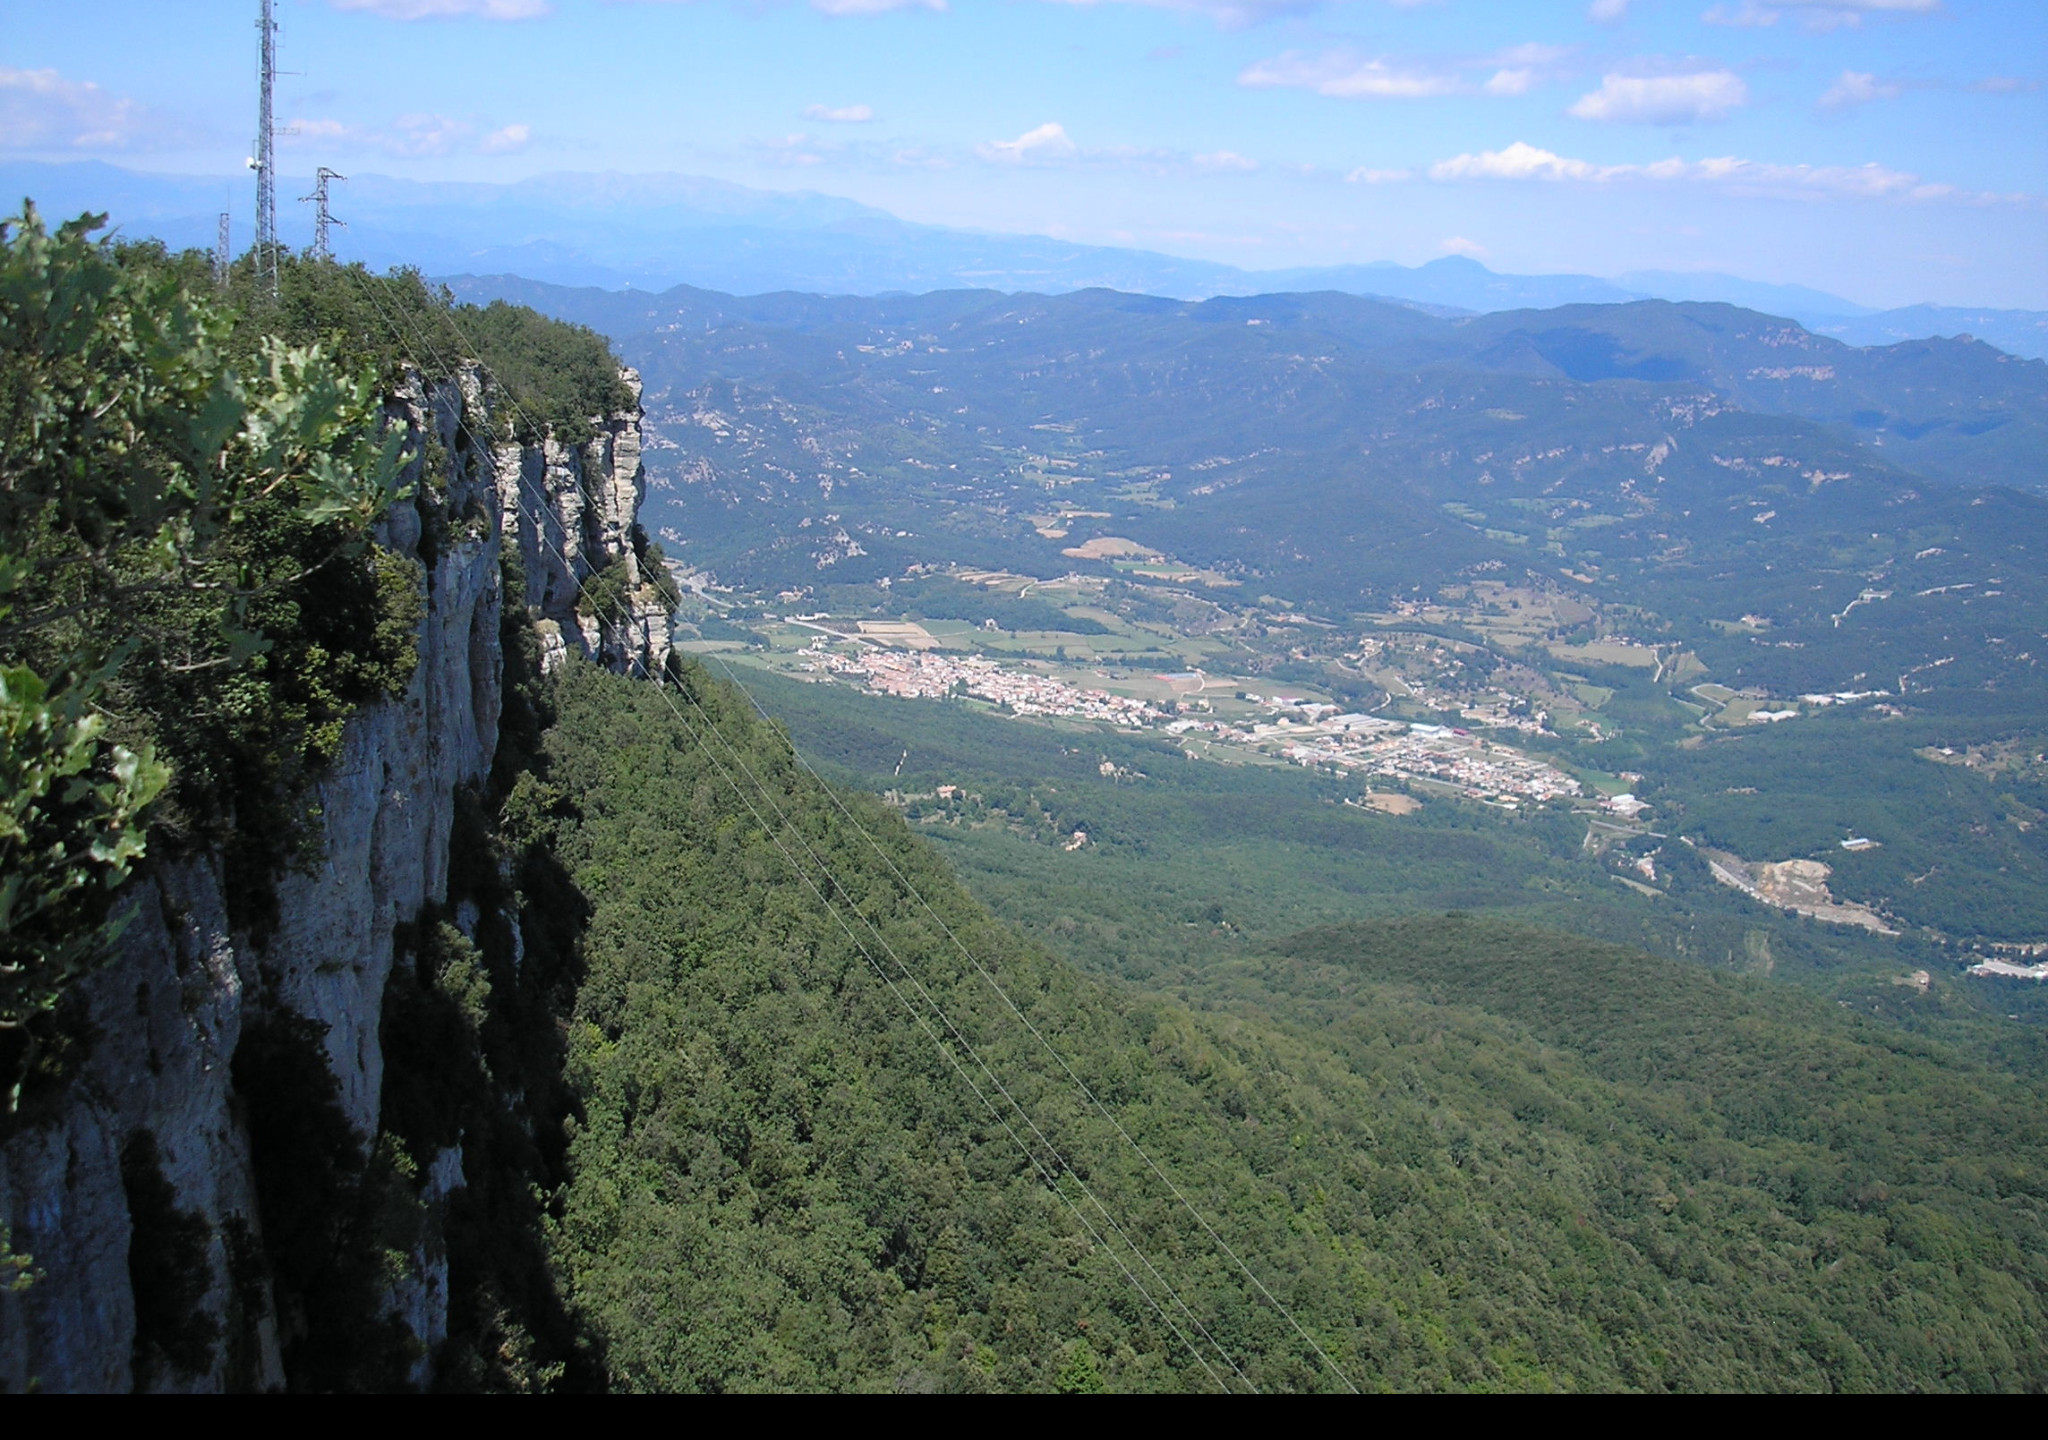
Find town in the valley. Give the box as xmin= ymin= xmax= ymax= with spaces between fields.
xmin=800 ymin=635 xmax=1585 ymax=808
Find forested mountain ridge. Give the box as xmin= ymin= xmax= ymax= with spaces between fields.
xmin=450 ymin=278 xmax=2046 ymax=493
xmin=460 ymin=273 xmax=2045 ymax=726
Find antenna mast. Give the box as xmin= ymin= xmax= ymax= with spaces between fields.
xmin=214 ymin=212 xmax=231 ymax=286
xmin=301 ymin=168 xmax=345 ymax=261
xmin=251 ymin=0 xmax=279 ymax=297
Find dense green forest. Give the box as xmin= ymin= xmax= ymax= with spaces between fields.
xmin=459 ymin=656 xmax=2048 ymax=1391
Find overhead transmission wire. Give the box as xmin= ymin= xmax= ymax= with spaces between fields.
xmin=392 ymin=270 xmax=1359 ymax=1396
xmin=329 ymin=261 xmax=1249 ymax=1393
xmin=344 ymin=265 xmax=1275 ymax=1394
xmin=706 ymin=653 xmax=1360 ymax=1392
xmin=348 ymin=270 xmax=1241 ymax=1394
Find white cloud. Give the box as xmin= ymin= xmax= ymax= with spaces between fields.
xmin=0 ymin=67 xmax=159 ymax=151
xmin=809 ymin=0 xmax=946 ymax=13
xmin=1239 ymin=50 xmax=1462 ymax=99
xmin=328 ymin=0 xmax=551 ymax=17
xmin=480 ymin=122 xmax=531 ymax=153
xmin=1425 ymin=139 xmax=2010 ymax=205
xmin=962 ymin=126 xmax=1259 ymax=175
xmin=1685 ymin=154 xmax=1948 ymax=199
xmin=1588 ymin=0 xmax=1631 ymax=20
xmin=1568 ymin=70 xmax=1748 ymax=124
xmin=282 ymin=112 xmax=528 ymax=157
xmin=1243 ymin=42 xmax=1571 ymax=103
xmin=1818 ymin=70 xmax=1900 ymax=109
xmin=978 ymin=122 xmax=1079 ymax=164
xmin=1440 ymin=236 xmax=1489 ymax=257
xmin=1704 ymin=0 xmax=1938 ymax=31
xmin=1037 ymin=0 xmax=1320 ymax=28
xmin=1972 ymin=76 xmax=2036 ymax=95
xmin=1432 ymin=141 xmax=1622 ymax=182
xmin=1346 ymin=166 xmax=1414 ymax=183
xmin=804 ymin=104 xmax=876 ymax=123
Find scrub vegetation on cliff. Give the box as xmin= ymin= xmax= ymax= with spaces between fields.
xmin=0 ymin=208 xmax=649 ymax=1113
xmin=0 ymin=206 xmax=412 ymax=1095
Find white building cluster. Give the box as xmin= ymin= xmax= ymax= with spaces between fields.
xmin=1273 ymin=725 xmax=1582 ymax=805
xmin=822 ymin=648 xmax=1164 ymax=727
xmin=813 ymin=646 xmax=1581 ymax=807
xmin=1173 ymin=710 xmax=1580 ymax=805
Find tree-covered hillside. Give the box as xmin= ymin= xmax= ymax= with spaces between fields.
xmin=453 ymin=278 xmax=2048 ymax=495
xmin=518 ymin=657 xmax=2048 ymax=1391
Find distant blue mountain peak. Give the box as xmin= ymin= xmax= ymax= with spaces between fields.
xmin=3 ymin=160 xmax=2040 ymax=359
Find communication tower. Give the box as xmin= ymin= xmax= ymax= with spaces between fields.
xmin=301 ymin=168 xmax=345 ymax=261
xmin=250 ymin=0 xmax=279 ymax=297
xmin=214 ymin=212 xmax=231 ymax=287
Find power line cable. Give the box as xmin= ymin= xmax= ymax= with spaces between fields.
xmin=408 ymin=275 xmax=1278 ymax=1392
xmin=419 ymin=294 xmax=1244 ymax=1393
xmin=707 ymin=651 xmax=1358 ymax=1391
xmin=327 ymin=261 xmax=1246 ymax=1392
xmin=645 ymin=648 xmax=1255 ymax=1392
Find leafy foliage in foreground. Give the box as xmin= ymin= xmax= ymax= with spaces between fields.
xmin=0 ymin=207 xmax=412 ymax=1060
xmin=536 ymin=658 xmax=2048 ymax=1391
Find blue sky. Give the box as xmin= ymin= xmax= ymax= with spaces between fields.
xmin=3 ymin=0 xmax=2044 ymax=306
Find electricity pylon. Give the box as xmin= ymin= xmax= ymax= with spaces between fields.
xmin=250 ymin=0 xmax=278 ymax=297
xmin=301 ymin=168 xmax=345 ymax=261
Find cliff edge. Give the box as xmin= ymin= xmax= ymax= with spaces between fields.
xmin=0 ymin=362 xmax=664 ymax=1392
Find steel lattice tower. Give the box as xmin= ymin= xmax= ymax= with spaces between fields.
xmin=214 ymin=212 xmax=231 ymax=287
xmin=251 ymin=0 xmax=278 ymax=297
xmin=301 ymin=168 xmax=345 ymax=261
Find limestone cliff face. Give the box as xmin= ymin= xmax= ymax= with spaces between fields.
xmin=500 ymin=369 xmax=673 ymax=677
xmin=0 ymin=365 xmax=664 ymax=1393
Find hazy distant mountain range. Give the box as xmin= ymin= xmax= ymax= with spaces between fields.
xmin=448 ymin=277 xmax=2044 ymax=499
xmin=7 ymin=160 xmax=2044 ymax=359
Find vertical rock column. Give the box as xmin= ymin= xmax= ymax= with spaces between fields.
xmin=499 ymin=368 xmax=670 ymax=676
